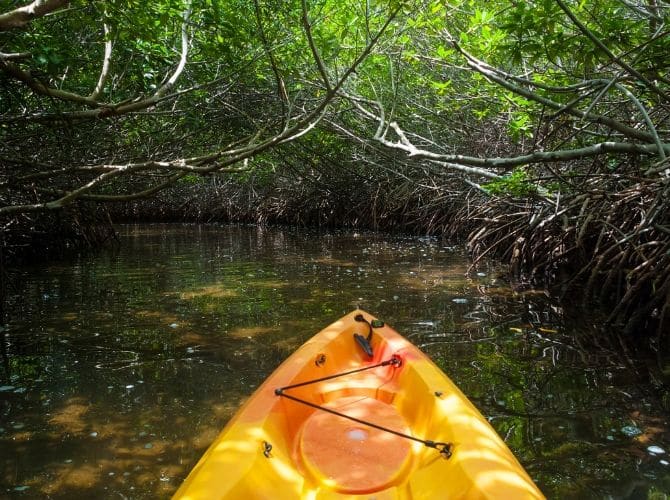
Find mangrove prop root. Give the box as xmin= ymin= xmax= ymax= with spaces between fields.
xmin=461 ymin=174 xmax=669 ymax=337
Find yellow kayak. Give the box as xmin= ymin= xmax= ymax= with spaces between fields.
xmin=174 ymin=310 xmax=544 ymax=499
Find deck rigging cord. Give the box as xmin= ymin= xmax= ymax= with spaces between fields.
xmin=274 ymin=354 xmax=453 ymax=459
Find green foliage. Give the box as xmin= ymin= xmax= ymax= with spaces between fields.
xmin=482 ymin=168 xmax=537 ymax=198
xmin=376 ymin=0 xmax=670 ymax=155
xmin=1 ymin=0 xmax=668 ymax=213
xmin=178 ymin=174 xmax=204 ymax=185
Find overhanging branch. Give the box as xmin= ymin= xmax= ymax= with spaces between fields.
xmin=0 ymin=0 xmax=69 ymax=31
xmin=0 ymin=2 xmax=402 ymax=215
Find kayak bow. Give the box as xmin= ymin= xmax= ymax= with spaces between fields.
xmin=174 ymin=310 xmax=544 ymax=499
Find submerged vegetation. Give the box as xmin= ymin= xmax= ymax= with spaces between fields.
xmin=1 ymin=1 xmax=669 ymax=337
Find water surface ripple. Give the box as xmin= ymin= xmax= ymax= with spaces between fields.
xmin=1 ymin=224 xmax=668 ymax=498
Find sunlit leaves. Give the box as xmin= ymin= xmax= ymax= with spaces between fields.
xmin=482 ymin=168 xmax=538 ymax=198
xmin=431 ymin=80 xmax=451 ymax=95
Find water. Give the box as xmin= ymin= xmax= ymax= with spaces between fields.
xmin=1 ymin=224 xmax=668 ymax=498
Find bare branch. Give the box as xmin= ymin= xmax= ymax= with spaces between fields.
xmin=253 ymin=0 xmax=289 ymax=122
xmin=0 ymin=0 xmax=69 ymax=31
xmin=0 ymin=2 xmax=402 ymax=215
xmin=555 ymin=0 xmax=668 ymax=101
xmin=155 ymin=2 xmax=191 ymax=98
xmin=301 ymin=0 xmax=332 ymax=91
xmin=380 ymin=121 xmax=501 ymax=179
xmin=0 ymin=58 xmax=103 ymax=107
xmin=610 ymin=81 xmax=666 ymax=162
xmin=344 ymin=90 xmax=668 ymax=178
xmin=379 ymin=122 xmax=669 ymax=173
xmin=448 ymin=36 xmax=661 ymax=144
xmin=89 ymin=22 xmax=113 ymax=101
xmin=0 ymin=2 xmax=193 ymax=117
xmin=0 ymin=51 xmax=31 ymax=61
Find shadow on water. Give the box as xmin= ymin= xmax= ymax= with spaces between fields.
xmin=1 ymin=224 xmax=669 ymax=498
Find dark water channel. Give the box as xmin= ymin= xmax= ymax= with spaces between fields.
xmin=1 ymin=224 xmax=669 ymax=499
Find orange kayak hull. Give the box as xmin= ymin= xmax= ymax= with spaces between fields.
xmin=173 ymin=310 xmax=545 ymax=499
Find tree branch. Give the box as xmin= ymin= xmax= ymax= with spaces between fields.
xmin=448 ymin=36 xmax=660 ymax=144
xmin=0 ymin=51 xmax=31 ymax=61
xmin=0 ymin=2 xmax=192 ymax=117
xmin=555 ymin=0 xmax=668 ymax=101
xmin=89 ymin=22 xmax=113 ymax=101
xmin=301 ymin=0 xmax=332 ymax=91
xmin=253 ymin=0 xmax=289 ymax=121
xmin=0 ymin=2 xmax=402 ymax=215
xmin=0 ymin=58 xmax=103 ymax=107
xmin=380 ymin=121 xmax=669 ymax=172
xmin=0 ymin=0 xmax=69 ymax=31
xmin=155 ymin=2 xmax=191 ymax=98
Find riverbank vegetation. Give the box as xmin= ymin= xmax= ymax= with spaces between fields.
xmin=1 ymin=1 xmax=669 ymax=337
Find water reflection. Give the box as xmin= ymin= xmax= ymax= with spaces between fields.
xmin=1 ymin=224 xmax=668 ymax=498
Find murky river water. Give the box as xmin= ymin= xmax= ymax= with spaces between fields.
xmin=1 ymin=224 xmax=669 ymax=498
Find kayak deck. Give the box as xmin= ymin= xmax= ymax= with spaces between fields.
xmin=298 ymin=395 xmax=412 ymax=492
xmin=174 ymin=310 xmax=544 ymax=499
